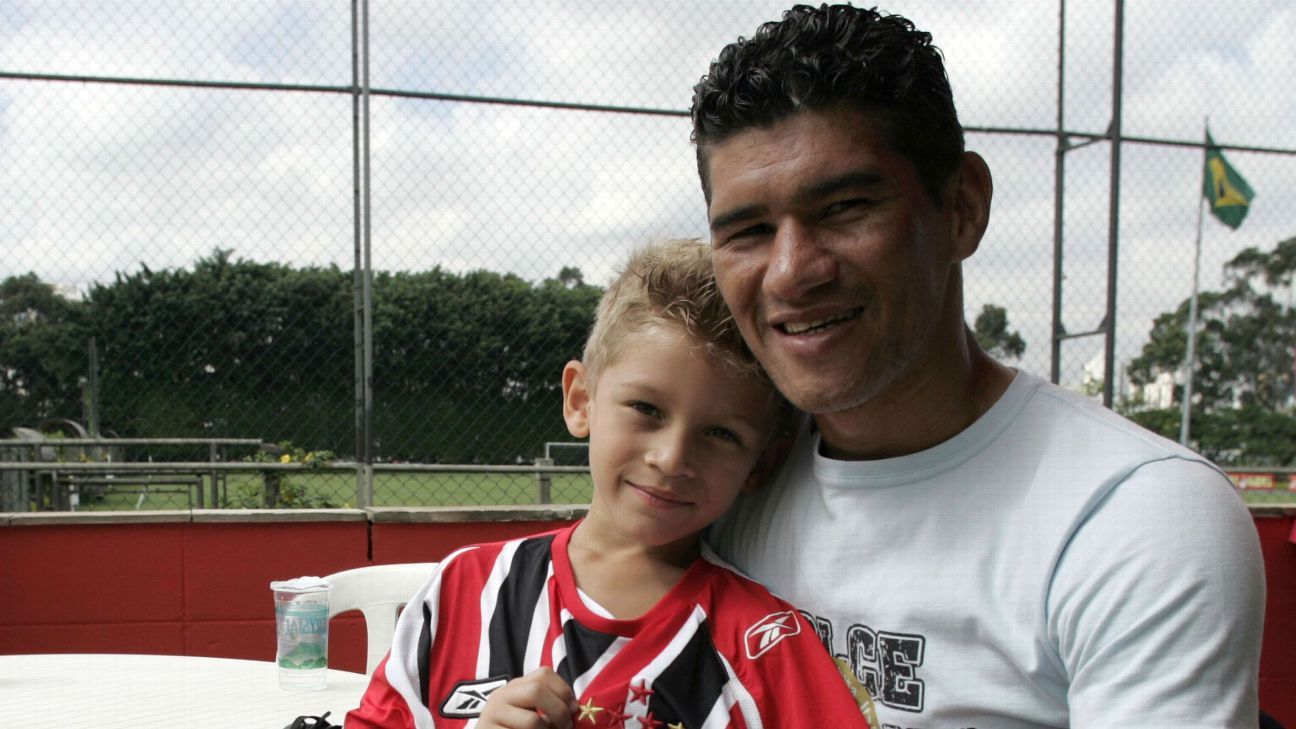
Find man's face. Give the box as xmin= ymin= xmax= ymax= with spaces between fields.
xmin=705 ymin=106 xmax=965 ymax=414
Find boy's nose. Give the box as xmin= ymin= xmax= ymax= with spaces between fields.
xmin=644 ymin=429 xmax=695 ymax=478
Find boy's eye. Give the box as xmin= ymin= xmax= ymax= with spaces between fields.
xmin=706 ymin=427 xmax=743 ymax=445
xmin=628 ymin=401 xmax=661 ymax=418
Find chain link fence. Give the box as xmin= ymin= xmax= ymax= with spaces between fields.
xmin=2 ymin=1 xmax=1294 ymax=509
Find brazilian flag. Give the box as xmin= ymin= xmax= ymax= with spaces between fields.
xmin=1202 ymin=130 xmax=1254 ymax=230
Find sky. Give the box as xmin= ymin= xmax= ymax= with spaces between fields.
xmin=1 ymin=0 xmax=1294 ymax=389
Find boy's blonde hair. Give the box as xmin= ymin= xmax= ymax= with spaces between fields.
xmin=582 ymin=238 xmax=763 ymax=383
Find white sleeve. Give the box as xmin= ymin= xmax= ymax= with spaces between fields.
xmin=353 ymin=547 xmax=477 ymax=729
xmin=384 ymin=562 xmax=447 ymax=729
xmin=1047 ymin=457 xmax=1265 ymax=728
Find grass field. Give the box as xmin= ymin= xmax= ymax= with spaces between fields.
xmin=52 ymin=471 xmax=1296 ymax=511
xmin=1241 ymin=489 xmax=1296 ymax=506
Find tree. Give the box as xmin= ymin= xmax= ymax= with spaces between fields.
xmin=1128 ymin=405 xmax=1296 ymax=467
xmin=1128 ymin=236 xmax=1296 ymax=411
xmin=556 ymin=266 xmax=585 ymax=288
xmin=84 ymin=250 xmax=354 ymax=452
xmin=2 ymin=256 xmax=604 ymax=464
xmin=1126 ymin=235 xmax=1296 ymax=464
xmin=371 ymin=266 xmax=600 ymax=461
xmin=973 ymin=304 xmax=1025 ymax=360
xmin=0 ymin=274 xmax=88 ymax=431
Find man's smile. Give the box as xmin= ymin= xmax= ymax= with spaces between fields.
xmin=776 ymin=307 xmax=863 ymax=336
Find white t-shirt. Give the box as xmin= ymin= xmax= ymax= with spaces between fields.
xmin=708 ymin=371 xmax=1265 ymax=729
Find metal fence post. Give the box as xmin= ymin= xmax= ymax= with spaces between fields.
xmin=535 ymin=458 xmax=553 ymax=504
xmin=207 ymin=441 xmax=218 ymax=508
xmin=1102 ymin=0 xmax=1126 ymax=408
xmin=350 ymin=0 xmax=375 ymax=509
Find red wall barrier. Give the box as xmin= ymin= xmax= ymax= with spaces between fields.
xmin=2 ymin=507 xmax=1293 ymax=724
xmin=1255 ymin=513 xmax=1296 ymax=726
xmin=0 ymin=508 xmax=580 ymax=675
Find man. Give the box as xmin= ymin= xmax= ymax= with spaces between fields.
xmin=696 ymin=5 xmax=1265 ymax=728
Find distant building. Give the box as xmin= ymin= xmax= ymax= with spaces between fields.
xmin=1139 ymin=371 xmax=1177 ymax=409
xmin=1080 ymin=353 xmax=1175 ymax=409
xmin=51 ymin=282 xmax=88 ymax=301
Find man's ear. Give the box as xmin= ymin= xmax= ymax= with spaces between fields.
xmin=561 ymin=360 xmax=592 ymax=438
xmin=947 ymin=151 xmax=993 ymax=263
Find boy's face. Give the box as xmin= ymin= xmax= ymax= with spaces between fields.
xmin=562 ymin=324 xmax=778 ymax=553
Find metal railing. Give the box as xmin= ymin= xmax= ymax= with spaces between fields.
xmin=0 ymin=459 xmax=592 ymax=511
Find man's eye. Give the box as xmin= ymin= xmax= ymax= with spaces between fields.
xmin=824 ymin=198 xmax=866 ymax=217
xmin=724 ymin=222 xmax=774 ymax=243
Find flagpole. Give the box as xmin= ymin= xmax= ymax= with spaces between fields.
xmin=1179 ymin=122 xmax=1208 ymax=446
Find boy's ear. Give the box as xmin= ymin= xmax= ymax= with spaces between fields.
xmin=561 ymin=360 xmax=592 ymax=438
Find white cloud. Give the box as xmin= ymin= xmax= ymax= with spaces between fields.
xmin=1 ymin=0 xmax=1293 ymax=391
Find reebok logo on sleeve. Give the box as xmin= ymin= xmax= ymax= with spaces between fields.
xmin=439 ymin=676 xmax=509 ymax=718
xmin=744 ymin=610 xmax=801 ymax=659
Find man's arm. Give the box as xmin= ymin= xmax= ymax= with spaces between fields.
xmin=1048 ymin=458 xmax=1264 ymax=728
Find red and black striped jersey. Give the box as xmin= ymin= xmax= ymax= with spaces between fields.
xmin=345 ymin=523 xmax=869 ymax=728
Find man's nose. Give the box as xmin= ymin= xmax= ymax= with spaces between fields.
xmin=764 ymin=221 xmax=837 ymax=301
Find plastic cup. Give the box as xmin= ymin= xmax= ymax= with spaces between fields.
xmin=270 ymin=577 xmax=331 ymax=691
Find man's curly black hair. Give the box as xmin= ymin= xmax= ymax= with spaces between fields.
xmin=691 ymin=4 xmax=964 ymax=205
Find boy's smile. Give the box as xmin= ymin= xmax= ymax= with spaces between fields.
xmin=561 ymin=324 xmax=780 ymax=563
xmin=626 ymin=480 xmax=692 ymax=508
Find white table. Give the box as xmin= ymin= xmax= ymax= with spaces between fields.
xmin=0 ymin=653 xmax=370 ymax=727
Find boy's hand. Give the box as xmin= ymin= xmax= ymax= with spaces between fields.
xmin=476 ymin=667 xmax=578 ymax=729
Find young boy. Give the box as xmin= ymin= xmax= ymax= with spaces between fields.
xmin=345 ymin=239 xmax=870 ymax=728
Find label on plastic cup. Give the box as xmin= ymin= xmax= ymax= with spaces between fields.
xmin=271 ymin=577 xmax=331 ymax=691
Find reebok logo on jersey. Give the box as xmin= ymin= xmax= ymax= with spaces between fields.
xmin=744 ymin=610 xmax=800 ymax=659
xmin=439 ymin=676 xmax=508 ymax=718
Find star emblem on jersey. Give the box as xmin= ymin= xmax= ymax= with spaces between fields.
xmin=629 ymin=680 xmax=655 ymax=704
xmin=577 ymin=698 xmax=604 ymax=723
xmin=743 ymin=609 xmax=801 ymax=659
xmin=439 ymin=676 xmax=508 ymax=718
xmin=606 ymin=702 xmax=632 ymax=723
xmin=571 ymin=685 xmax=685 ymax=728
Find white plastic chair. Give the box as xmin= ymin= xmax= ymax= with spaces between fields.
xmin=324 ymin=562 xmax=439 ymax=675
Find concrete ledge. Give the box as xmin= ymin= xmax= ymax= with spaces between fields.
xmin=366 ymin=504 xmax=588 ymax=523
xmin=191 ymin=508 xmax=368 ymax=523
xmin=2 ymin=503 xmax=1287 ymax=525
xmin=6 ymin=510 xmax=192 ymax=525
xmin=0 ymin=506 xmax=585 ymax=525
